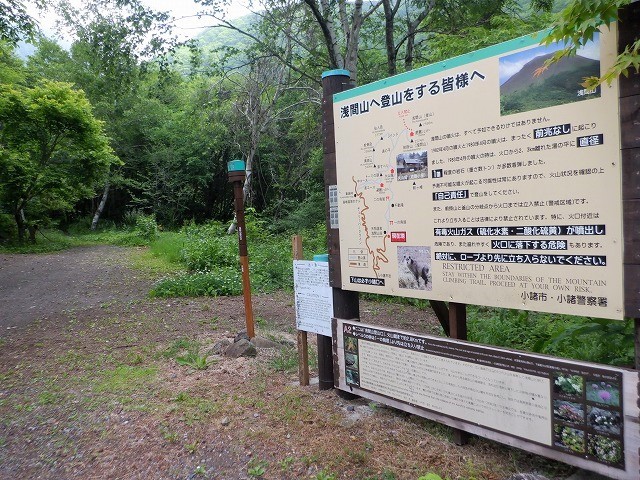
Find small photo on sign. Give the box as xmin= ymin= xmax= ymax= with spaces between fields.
xmin=587 ymin=406 xmax=621 ymax=436
xmin=553 ymin=373 xmax=583 ymax=398
xmin=396 ymin=150 xmax=428 ymax=181
xmin=554 ymin=425 xmax=585 ymax=454
xmin=499 ymin=33 xmax=601 ymax=115
xmin=344 ymin=336 xmax=358 ymax=354
xmin=345 ymin=352 xmax=359 ymax=370
xmin=586 ymin=381 xmax=620 ymax=407
xmin=587 ymin=434 xmax=623 ymax=465
xmin=345 ymin=368 xmax=360 ymax=386
xmin=397 ymin=246 xmax=432 ymax=291
xmin=553 ymin=400 xmax=584 ymax=425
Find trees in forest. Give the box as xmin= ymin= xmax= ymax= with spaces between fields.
xmin=0 ymin=80 xmax=117 ymax=242
xmin=0 ymin=0 xmax=43 ymax=48
xmin=55 ymin=0 xmax=173 ymax=229
xmin=1 ymin=0 xmax=634 ymax=242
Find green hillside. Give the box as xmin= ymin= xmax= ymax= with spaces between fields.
xmin=172 ymin=13 xmax=257 ymax=74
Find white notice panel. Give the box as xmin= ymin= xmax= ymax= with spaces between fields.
xmin=293 ymin=260 xmax=333 ymax=336
xmin=333 ymin=27 xmax=624 ymax=318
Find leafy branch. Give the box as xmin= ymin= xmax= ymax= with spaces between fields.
xmin=536 ymin=0 xmax=637 ymax=88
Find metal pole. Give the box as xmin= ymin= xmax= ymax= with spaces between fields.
xmin=228 ymin=161 xmax=255 ymax=339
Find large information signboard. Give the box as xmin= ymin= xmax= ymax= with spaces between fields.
xmin=333 ymin=28 xmax=624 ymax=319
xmin=335 ymin=319 xmax=640 ymax=479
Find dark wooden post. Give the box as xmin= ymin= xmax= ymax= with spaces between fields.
xmin=430 ymin=300 xmax=451 ymax=336
xmin=321 ymin=69 xmax=360 ymax=391
xmin=448 ymin=302 xmax=469 ymax=445
xmin=617 ymin=3 xmax=640 ymax=365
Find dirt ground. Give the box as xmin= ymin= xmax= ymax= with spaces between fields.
xmin=0 ymin=246 xmax=575 ymax=480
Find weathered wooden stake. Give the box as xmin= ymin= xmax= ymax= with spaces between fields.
xmin=228 ymin=160 xmax=255 ymax=340
xmin=292 ymin=235 xmax=310 ymax=386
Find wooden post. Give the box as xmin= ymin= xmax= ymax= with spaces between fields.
xmin=228 ymin=164 xmax=255 ymax=339
xmin=292 ymin=235 xmax=310 ymax=386
xmin=321 ymin=69 xmax=360 ymax=391
xmin=448 ymin=302 xmax=469 ymax=445
xmin=618 ymin=17 xmax=640 ymax=476
xmin=429 ymin=300 xmax=450 ymax=336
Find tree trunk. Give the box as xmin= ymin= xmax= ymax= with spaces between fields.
xmin=383 ymin=0 xmax=399 ymax=76
xmin=28 ymin=224 xmax=37 ymax=244
xmin=227 ymin=213 xmax=237 ymax=235
xmin=14 ymin=210 xmax=26 ymax=244
xmin=404 ymin=3 xmax=432 ymax=72
xmin=91 ymin=180 xmax=110 ymax=231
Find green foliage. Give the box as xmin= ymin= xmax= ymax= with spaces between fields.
xmin=0 ymin=80 xmax=118 ymax=242
xmin=469 ymin=307 xmax=635 ymax=366
xmin=247 ymin=459 xmax=268 ymax=477
xmin=0 ymin=213 xmax=17 ymax=243
xmin=150 ymin=218 xmax=326 ymax=297
xmin=150 ymin=269 xmax=242 ymax=297
xmin=315 ymin=470 xmax=336 ymax=480
xmin=417 ymin=474 xmax=444 ymax=480
xmin=179 ymin=221 xmax=238 ymax=272
xmin=425 ymin=12 xmax=553 ymax=64
xmin=541 ymin=0 xmax=636 ymax=87
xmin=175 ymin=351 xmax=210 ymax=370
xmin=0 ymin=0 xmax=43 ymax=47
xmin=161 ymin=337 xmax=211 ymax=370
xmin=133 ymin=213 xmax=158 ymax=241
xmin=534 ymin=317 xmax=635 ymax=366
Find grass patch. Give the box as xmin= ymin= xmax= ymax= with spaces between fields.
xmin=172 ymin=391 xmax=219 ymax=425
xmin=95 ymin=365 xmax=158 ymax=394
xmin=161 ymin=338 xmax=200 ymax=358
xmin=149 ymin=232 xmax=184 ymax=264
xmin=161 ymin=337 xmax=211 ymax=370
xmin=175 ymin=351 xmax=210 ymax=370
xmin=268 ymin=347 xmax=299 ymax=373
xmin=0 ymin=229 xmax=89 ymax=253
xmin=129 ymin=232 xmax=186 ymax=275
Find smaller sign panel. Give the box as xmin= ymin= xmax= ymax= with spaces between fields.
xmin=293 ymin=261 xmax=333 ymax=336
xmin=335 ymin=319 xmax=639 ymax=480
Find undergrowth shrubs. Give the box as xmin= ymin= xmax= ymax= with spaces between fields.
xmin=151 ymin=216 xmax=325 ymax=297
xmin=468 ymin=307 xmax=635 ymax=367
xmin=150 ymin=269 xmax=241 ymax=297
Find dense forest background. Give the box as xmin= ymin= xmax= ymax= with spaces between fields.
xmin=0 ymin=0 xmax=566 ymax=241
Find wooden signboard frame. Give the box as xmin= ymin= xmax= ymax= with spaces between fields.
xmin=321 ymin=3 xmax=640 ymax=477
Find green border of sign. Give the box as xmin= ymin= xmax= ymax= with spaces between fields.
xmin=333 ymin=30 xmax=549 ymax=102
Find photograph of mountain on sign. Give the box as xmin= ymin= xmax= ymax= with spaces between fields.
xmin=499 ymin=34 xmax=601 ymax=115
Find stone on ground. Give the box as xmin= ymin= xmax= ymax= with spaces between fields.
xmin=224 ymin=338 xmax=257 ymax=358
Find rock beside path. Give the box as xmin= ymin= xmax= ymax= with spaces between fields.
xmin=224 ymin=339 xmax=257 ymax=358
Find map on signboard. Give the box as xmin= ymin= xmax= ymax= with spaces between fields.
xmin=333 ymin=29 xmax=624 ymax=319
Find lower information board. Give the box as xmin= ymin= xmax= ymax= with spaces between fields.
xmin=334 ymin=319 xmax=640 ymax=479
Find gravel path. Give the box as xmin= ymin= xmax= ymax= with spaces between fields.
xmin=0 ymin=245 xmax=151 ymax=329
